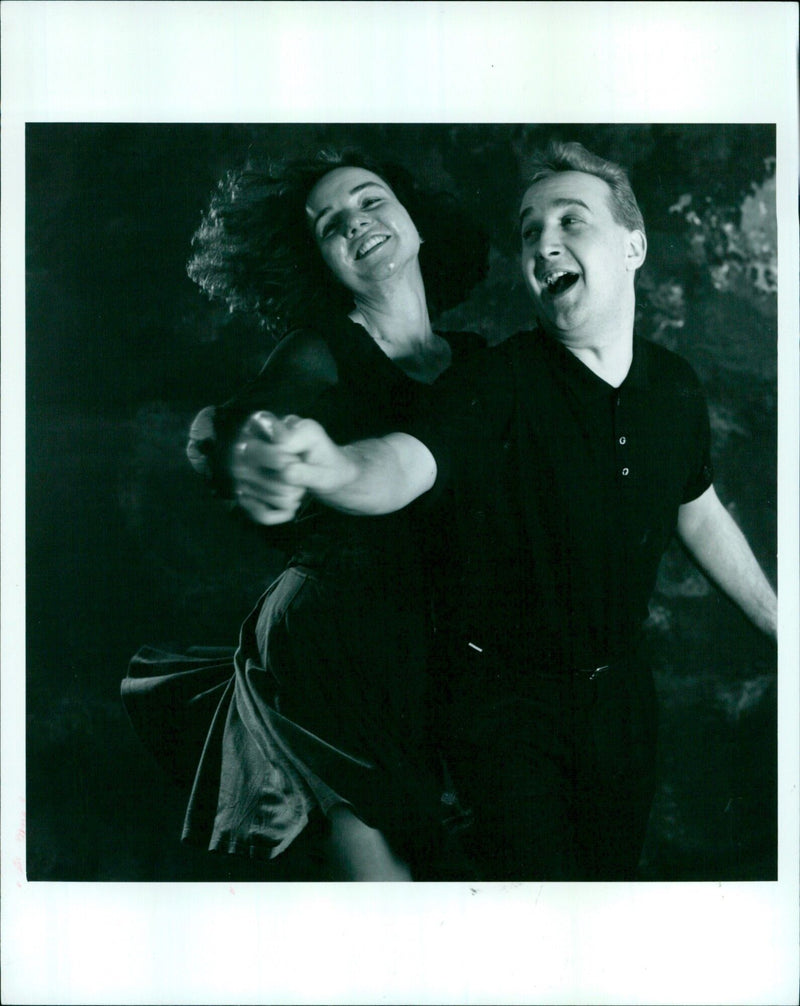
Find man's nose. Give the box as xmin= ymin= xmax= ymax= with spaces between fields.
xmin=536 ymin=226 xmax=563 ymax=258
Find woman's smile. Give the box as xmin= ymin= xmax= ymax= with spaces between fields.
xmin=306 ymin=166 xmax=421 ymax=292
xmin=355 ymin=232 xmax=390 ymax=260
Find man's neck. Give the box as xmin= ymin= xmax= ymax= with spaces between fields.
xmin=566 ymin=337 xmax=633 ymax=388
xmin=544 ymin=303 xmax=636 ymax=388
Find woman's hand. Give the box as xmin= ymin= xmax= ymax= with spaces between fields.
xmin=229 ymin=412 xmax=309 ymax=525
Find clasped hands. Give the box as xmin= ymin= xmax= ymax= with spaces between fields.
xmin=230 ymin=411 xmax=356 ymax=526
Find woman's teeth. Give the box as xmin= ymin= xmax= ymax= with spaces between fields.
xmin=356 ymin=234 xmax=389 ymax=259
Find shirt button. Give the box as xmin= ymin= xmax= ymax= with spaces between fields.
xmin=621 ymin=467 xmax=630 ymax=476
xmin=619 ymin=436 xmax=627 ymax=445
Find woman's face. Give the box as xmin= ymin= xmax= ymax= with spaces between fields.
xmin=305 ymin=166 xmax=421 ymax=294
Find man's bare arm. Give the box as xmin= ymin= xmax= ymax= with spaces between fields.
xmin=676 ymin=484 xmax=777 ymax=641
xmin=232 ymin=412 xmax=437 ymax=521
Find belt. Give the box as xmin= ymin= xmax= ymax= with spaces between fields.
xmin=525 ymin=661 xmax=616 ymax=683
xmin=573 ymin=663 xmax=611 ymax=681
xmin=462 ymin=639 xmax=619 ymax=680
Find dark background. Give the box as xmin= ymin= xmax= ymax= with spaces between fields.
xmin=25 ymin=123 xmax=777 ymax=881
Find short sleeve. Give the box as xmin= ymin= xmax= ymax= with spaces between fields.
xmin=679 ymin=361 xmax=715 ymax=504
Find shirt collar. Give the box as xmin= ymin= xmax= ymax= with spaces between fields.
xmin=624 ymin=335 xmax=650 ymax=391
xmin=534 ymin=327 xmax=650 ymax=399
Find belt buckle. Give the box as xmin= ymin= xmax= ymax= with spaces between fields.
xmin=588 ymin=664 xmax=610 ymax=681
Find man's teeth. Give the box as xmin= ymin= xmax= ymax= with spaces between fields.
xmin=543 ymin=271 xmax=578 ymax=295
xmin=356 ymin=235 xmax=388 ymax=259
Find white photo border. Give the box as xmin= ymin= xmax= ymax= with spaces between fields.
xmin=3 ymin=4 xmax=798 ymax=1004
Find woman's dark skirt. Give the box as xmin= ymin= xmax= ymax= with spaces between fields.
xmin=123 ymin=563 xmax=462 ymax=875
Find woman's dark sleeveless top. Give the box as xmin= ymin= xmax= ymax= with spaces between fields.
xmin=124 ymin=316 xmax=485 ymax=871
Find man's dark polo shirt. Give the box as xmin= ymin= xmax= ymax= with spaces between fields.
xmin=416 ymin=328 xmax=713 ymax=678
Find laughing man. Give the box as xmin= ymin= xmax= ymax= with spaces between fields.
xmin=231 ymin=141 xmax=777 ymax=880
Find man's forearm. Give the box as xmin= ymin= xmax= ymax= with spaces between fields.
xmin=312 ymin=433 xmax=438 ymax=515
xmin=677 ymin=485 xmax=777 ymax=641
xmin=225 ymin=415 xmax=438 ymax=522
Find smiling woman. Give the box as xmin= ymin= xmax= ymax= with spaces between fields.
xmin=186 ymin=149 xmax=486 ymax=339
xmin=122 ymin=147 xmax=490 ymax=881
xmin=308 ymin=168 xmax=422 ymax=287
xmin=304 ymin=166 xmax=455 ymax=379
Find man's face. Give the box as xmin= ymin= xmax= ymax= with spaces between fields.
xmin=519 ymin=171 xmax=646 ymax=347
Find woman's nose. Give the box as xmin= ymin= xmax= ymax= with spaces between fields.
xmin=343 ymin=211 xmax=369 ymax=238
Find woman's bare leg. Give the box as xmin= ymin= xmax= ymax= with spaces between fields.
xmin=324 ymin=805 xmax=412 ymax=881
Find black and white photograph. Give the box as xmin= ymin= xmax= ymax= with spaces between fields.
xmin=3 ymin=4 xmax=798 ymax=1005
xmin=24 ymin=120 xmax=781 ymax=885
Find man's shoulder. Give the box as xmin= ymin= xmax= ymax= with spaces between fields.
xmin=637 ymin=336 xmax=704 ymax=391
xmin=500 ymin=328 xmax=543 ymax=345
xmin=446 ymin=330 xmax=522 ymax=376
xmin=440 ymin=329 xmax=489 ymax=354
xmin=476 ymin=330 xmax=547 ymax=390
xmin=491 ymin=328 xmax=548 ymax=363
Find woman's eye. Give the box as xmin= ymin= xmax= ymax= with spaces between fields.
xmin=361 ymin=196 xmax=380 ymax=208
xmin=562 ymin=215 xmax=582 ymax=227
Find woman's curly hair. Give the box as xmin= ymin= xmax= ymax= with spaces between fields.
xmin=187 ymin=148 xmax=489 ymax=338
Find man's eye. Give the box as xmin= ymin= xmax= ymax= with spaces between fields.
xmin=562 ymin=215 xmax=583 ymax=227
xmin=522 ymin=228 xmax=540 ymax=242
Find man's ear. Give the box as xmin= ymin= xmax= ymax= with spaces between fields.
xmin=625 ymin=229 xmax=647 ymax=272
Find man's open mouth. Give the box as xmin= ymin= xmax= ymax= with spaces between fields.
xmin=356 ymin=234 xmax=390 ymax=260
xmin=542 ymin=270 xmax=579 ymax=296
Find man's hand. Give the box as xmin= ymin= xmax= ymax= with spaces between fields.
xmin=229 ymin=411 xmax=364 ymax=525
xmin=266 ymin=415 xmax=362 ymax=496
xmin=233 ymin=412 xmax=437 ymax=518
